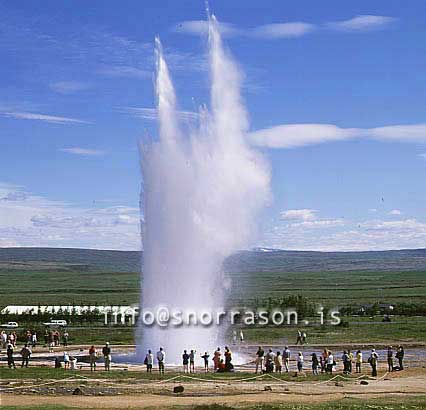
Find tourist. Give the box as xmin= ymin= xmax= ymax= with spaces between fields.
xmin=239 ymin=330 xmax=244 ymax=343
xmin=311 ymin=353 xmax=319 ymax=375
xmin=355 ymin=350 xmax=363 ymax=373
xmin=255 ymin=346 xmax=265 ymax=373
xmin=63 ymin=351 xmax=70 ymax=369
xmin=396 ymin=345 xmax=404 ymax=370
xmin=145 ymin=349 xmax=153 ymax=373
xmin=9 ymin=332 xmax=15 ymax=348
xmin=54 ymin=330 xmax=60 ymax=346
xmin=44 ymin=329 xmax=49 ymax=346
xmin=302 ymin=331 xmax=307 ymax=344
xmin=55 ymin=357 xmax=62 ymax=368
xmin=326 ymin=351 xmax=334 ymax=374
xmin=189 ymin=349 xmax=196 ymax=373
xmin=224 ymin=346 xmax=233 ymax=371
xmin=387 ymin=346 xmax=394 ymax=372
xmin=265 ymin=349 xmax=275 ymax=373
xmin=342 ymin=350 xmax=350 ymax=374
xmin=7 ymin=343 xmax=16 ymax=369
xmin=1 ymin=331 xmax=7 ymax=348
xmin=283 ymin=346 xmax=290 ymax=372
xmin=89 ymin=345 xmax=97 ymax=371
xmin=20 ymin=344 xmax=32 ymax=368
xmin=213 ymin=347 xmax=221 ymax=371
xmin=157 ymin=347 xmax=165 ymax=374
xmin=31 ymin=332 xmax=37 ymax=348
xmin=319 ymin=355 xmax=325 ymax=374
xmin=296 ymin=330 xmax=303 ymax=345
xmin=274 ymin=351 xmax=282 ymax=373
xmin=182 ymin=350 xmax=190 ymax=373
xmin=348 ymin=350 xmax=353 ymax=373
xmin=217 ymin=359 xmax=226 ymax=373
xmin=102 ymin=342 xmax=112 ymax=371
xmin=201 ymin=352 xmax=210 ymax=372
xmin=297 ymin=352 xmax=304 ymax=373
xmin=63 ymin=330 xmax=69 ymax=346
xmin=368 ymin=349 xmax=379 ymax=377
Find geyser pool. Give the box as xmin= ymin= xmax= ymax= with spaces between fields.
xmin=137 ymin=14 xmax=270 ymax=362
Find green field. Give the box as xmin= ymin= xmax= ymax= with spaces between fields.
xmin=1 ymin=248 xmax=425 ymax=345
xmin=1 ymin=267 xmax=425 ymax=307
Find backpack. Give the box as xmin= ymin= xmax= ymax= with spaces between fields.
xmin=143 ymin=356 xmax=148 ymax=365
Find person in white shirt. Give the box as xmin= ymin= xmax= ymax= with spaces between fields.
xmin=145 ymin=349 xmax=154 ymax=373
xmin=327 ymin=351 xmax=334 ymax=374
xmin=63 ymin=351 xmax=70 ymax=369
xmin=156 ymin=347 xmax=165 ymax=374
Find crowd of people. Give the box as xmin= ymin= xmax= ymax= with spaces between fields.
xmin=2 ymin=329 xmax=406 ymax=378
xmin=253 ymin=345 xmax=405 ymax=377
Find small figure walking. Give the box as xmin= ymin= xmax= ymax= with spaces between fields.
xmin=102 ymin=342 xmax=112 ymax=371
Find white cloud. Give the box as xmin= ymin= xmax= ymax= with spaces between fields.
xmin=252 ymin=22 xmax=316 ymax=39
xmin=328 ymin=15 xmax=396 ymax=32
xmin=50 ymin=81 xmax=91 ymax=94
xmin=262 ymin=215 xmax=426 ymax=252
xmin=119 ymin=107 xmax=199 ymax=122
xmin=0 ymin=111 xmax=90 ymax=124
xmin=280 ymin=208 xmax=318 ymax=221
xmin=248 ymin=123 xmax=426 ymax=149
xmin=367 ymin=124 xmax=426 ymax=143
xmin=248 ymin=124 xmax=359 ymax=148
xmin=174 ymin=15 xmax=395 ymax=40
xmin=60 ymin=147 xmax=106 ymax=156
xmin=368 ymin=208 xmax=378 ymax=213
xmin=173 ymin=20 xmax=239 ymax=37
xmin=389 ymin=209 xmax=402 ymax=216
xmin=0 ymin=183 xmax=140 ymax=250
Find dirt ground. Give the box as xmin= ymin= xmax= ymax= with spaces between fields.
xmin=2 ymin=368 xmax=426 ymax=409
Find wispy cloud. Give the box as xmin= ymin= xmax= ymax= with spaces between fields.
xmin=252 ymin=23 xmax=316 ymax=39
xmin=327 ymin=15 xmax=396 ymax=32
xmin=60 ymin=147 xmax=106 ymax=156
xmin=173 ymin=20 xmax=239 ymax=37
xmin=0 ymin=182 xmax=140 ymax=249
xmin=248 ymin=124 xmax=359 ymax=148
xmin=248 ymin=123 xmax=426 ymax=149
xmin=119 ymin=107 xmax=199 ymax=122
xmin=263 ymin=212 xmax=426 ymax=252
xmin=0 ymin=111 xmax=91 ymax=124
xmin=419 ymin=153 xmax=426 ymax=161
xmin=174 ymin=15 xmax=396 ymax=40
xmin=281 ymin=209 xmax=318 ymax=221
xmin=49 ymin=81 xmax=91 ymax=94
xmin=389 ymin=209 xmax=402 ymax=216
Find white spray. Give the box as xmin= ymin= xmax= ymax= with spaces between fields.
xmin=137 ymin=15 xmax=270 ymax=362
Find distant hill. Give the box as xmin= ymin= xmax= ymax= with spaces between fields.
xmin=0 ymin=247 xmax=425 ymax=273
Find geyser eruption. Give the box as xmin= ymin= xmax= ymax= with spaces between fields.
xmin=138 ymin=15 xmax=270 ymax=362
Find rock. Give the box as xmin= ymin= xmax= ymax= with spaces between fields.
xmin=335 ymin=382 xmax=344 ymax=387
xmin=360 ymin=380 xmax=369 ymax=385
xmin=97 ymin=392 xmax=105 ymax=396
xmin=284 ymin=387 xmax=290 ymax=392
xmin=73 ymin=387 xmax=84 ymax=395
xmin=173 ymin=385 xmax=184 ymax=394
xmin=264 ymin=386 xmax=272 ymax=391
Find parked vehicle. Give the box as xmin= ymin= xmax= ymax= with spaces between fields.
xmin=1 ymin=321 xmax=19 ymax=328
xmin=43 ymin=319 xmax=67 ymax=327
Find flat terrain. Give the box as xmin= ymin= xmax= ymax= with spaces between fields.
xmin=0 ymin=248 xmax=425 ymax=306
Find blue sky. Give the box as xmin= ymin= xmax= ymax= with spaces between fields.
xmin=0 ymin=0 xmax=425 ymax=250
